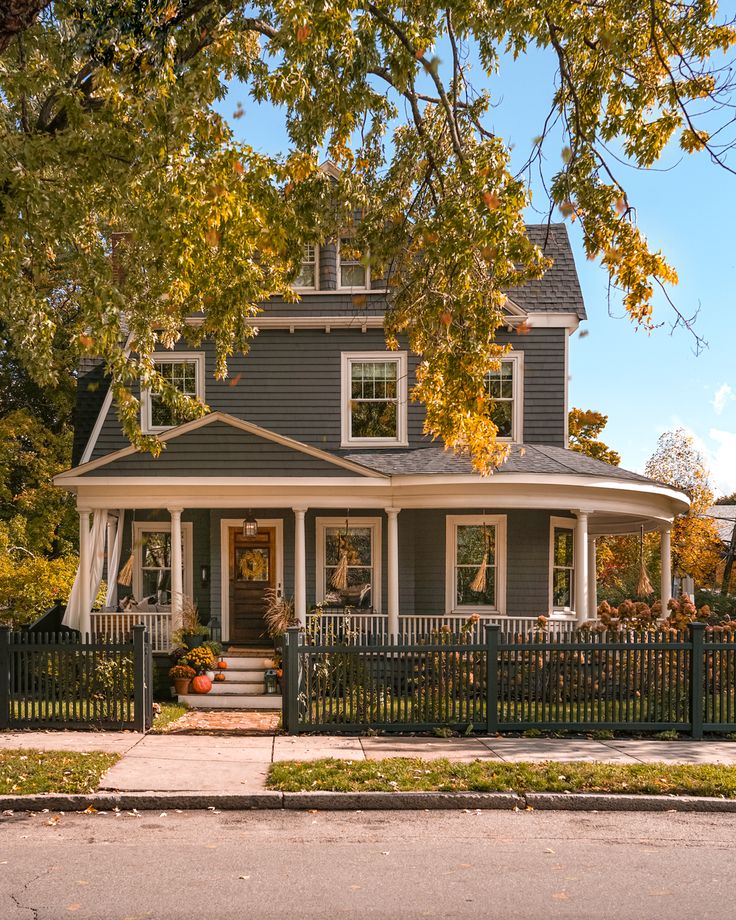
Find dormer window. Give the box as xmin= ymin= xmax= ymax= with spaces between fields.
xmin=142 ymin=353 xmax=205 ymax=433
xmin=338 ymin=235 xmax=369 ymax=289
xmin=484 ymin=353 xmax=523 ymax=442
xmin=294 ymin=243 xmax=318 ymax=290
xmin=341 ymin=352 xmax=408 ymax=447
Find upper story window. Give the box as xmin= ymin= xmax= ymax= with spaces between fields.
xmin=338 ymin=235 xmax=369 ymax=289
xmin=341 ymin=352 xmax=408 ymax=447
xmin=445 ymin=514 xmax=507 ymax=614
xmin=294 ymin=243 xmax=318 ymax=290
xmin=550 ymin=518 xmax=575 ymax=613
xmin=484 ymin=352 xmax=523 ymax=442
xmin=142 ymin=353 xmax=205 ymax=433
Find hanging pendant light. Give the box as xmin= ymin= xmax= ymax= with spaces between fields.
xmin=242 ymin=511 xmax=258 ymax=538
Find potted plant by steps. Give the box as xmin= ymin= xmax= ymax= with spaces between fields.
xmin=171 ymin=597 xmax=210 ymax=650
xmin=169 ymin=664 xmax=196 ymax=697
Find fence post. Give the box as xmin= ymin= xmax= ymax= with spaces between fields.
xmin=284 ymin=626 xmax=302 ymax=735
xmin=132 ymin=625 xmax=147 ymax=733
xmin=689 ymin=622 xmax=705 ymax=740
xmin=485 ymin=624 xmax=500 ymax=735
xmin=0 ymin=626 xmax=10 ymax=730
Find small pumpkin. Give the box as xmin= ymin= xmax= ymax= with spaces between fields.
xmin=214 ymin=672 xmax=225 ymax=682
xmin=190 ymin=674 xmax=212 ymax=694
xmin=217 ymin=658 xmax=228 ymax=670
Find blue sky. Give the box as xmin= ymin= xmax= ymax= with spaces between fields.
xmin=217 ymin=35 xmax=736 ymax=495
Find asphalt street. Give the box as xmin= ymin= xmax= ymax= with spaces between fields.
xmin=1 ymin=808 xmax=734 ymax=919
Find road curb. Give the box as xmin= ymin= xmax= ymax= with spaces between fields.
xmin=2 ymin=790 xmax=736 ymax=813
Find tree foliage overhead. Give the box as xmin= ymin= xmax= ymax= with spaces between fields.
xmin=1 ymin=1 xmax=734 ymax=471
xmin=568 ymin=407 xmax=621 ymax=466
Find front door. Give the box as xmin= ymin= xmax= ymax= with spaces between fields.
xmin=229 ymin=527 xmax=275 ymax=646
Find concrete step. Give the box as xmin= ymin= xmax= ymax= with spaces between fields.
xmin=178 ymin=693 xmax=282 ymax=710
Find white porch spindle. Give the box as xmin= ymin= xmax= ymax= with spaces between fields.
xmin=574 ymin=511 xmax=589 ymax=623
xmin=587 ymin=536 xmax=598 ymax=620
xmin=169 ymin=507 xmax=183 ymax=632
xmin=660 ymin=525 xmax=673 ymax=612
xmin=386 ymin=508 xmax=400 ymax=639
xmin=78 ymin=508 xmax=91 ymax=636
xmin=293 ymin=507 xmax=307 ymax=625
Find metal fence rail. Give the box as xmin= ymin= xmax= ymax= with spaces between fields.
xmin=0 ymin=625 xmax=154 ymax=732
xmin=283 ymin=622 xmax=733 ymax=737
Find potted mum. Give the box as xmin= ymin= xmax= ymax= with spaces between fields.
xmin=169 ymin=664 xmax=196 ymax=696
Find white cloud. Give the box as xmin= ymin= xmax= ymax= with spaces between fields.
xmin=712 ymin=383 xmax=735 ymax=416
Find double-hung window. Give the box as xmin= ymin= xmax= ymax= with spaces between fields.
xmin=550 ymin=518 xmax=575 ymax=612
xmin=294 ymin=243 xmax=318 ymax=290
xmin=316 ymin=518 xmax=381 ymax=610
xmin=341 ymin=352 xmax=407 ymax=447
xmin=142 ymin=353 xmax=205 ymax=433
xmin=445 ymin=515 xmax=506 ymax=613
xmin=484 ymin=353 xmax=523 ymax=441
xmin=338 ymin=235 xmax=369 ymax=289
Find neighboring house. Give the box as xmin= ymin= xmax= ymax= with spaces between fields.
xmin=54 ymin=220 xmax=689 ymax=706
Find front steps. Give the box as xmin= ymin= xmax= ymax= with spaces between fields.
xmin=178 ymin=651 xmax=282 ymax=711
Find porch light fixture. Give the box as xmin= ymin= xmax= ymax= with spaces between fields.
xmin=242 ymin=512 xmax=258 ymax=538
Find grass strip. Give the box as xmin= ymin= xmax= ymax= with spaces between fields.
xmin=268 ymin=757 xmax=736 ymax=798
xmin=0 ymin=750 xmax=119 ymax=795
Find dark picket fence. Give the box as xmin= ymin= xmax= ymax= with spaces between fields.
xmin=0 ymin=625 xmax=154 ymax=732
xmin=282 ymin=623 xmax=736 ymax=737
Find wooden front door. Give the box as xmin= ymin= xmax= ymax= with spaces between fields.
xmin=229 ymin=527 xmax=275 ymax=646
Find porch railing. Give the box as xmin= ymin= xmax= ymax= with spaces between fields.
xmin=91 ymin=610 xmax=172 ymax=654
xmin=304 ymin=610 xmax=577 ymax=644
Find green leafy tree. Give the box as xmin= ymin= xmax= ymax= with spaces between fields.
xmin=568 ymin=408 xmax=621 ymax=466
xmin=1 ymin=2 xmax=733 ymax=471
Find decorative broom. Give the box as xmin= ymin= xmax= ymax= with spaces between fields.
xmin=469 ymin=526 xmax=490 ymax=594
xmin=637 ymin=525 xmax=654 ymax=596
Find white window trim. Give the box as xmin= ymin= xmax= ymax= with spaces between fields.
xmin=141 ymin=352 xmax=206 ymax=434
xmin=336 ymin=235 xmax=371 ymax=291
xmin=132 ymin=520 xmax=193 ymax=606
xmin=340 ymin=351 xmax=408 ymax=448
xmin=487 ymin=351 xmax=524 ymax=443
xmin=315 ymin=516 xmax=382 ymax=613
xmin=293 ymin=243 xmax=320 ymax=293
xmin=445 ymin=514 xmax=507 ymax=615
xmin=549 ymin=515 xmax=576 ymax=616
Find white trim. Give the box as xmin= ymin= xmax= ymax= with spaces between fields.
xmin=293 ymin=243 xmax=320 ymax=293
xmin=445 ymin=514 xmax=507 ymax=615
xmin=315 ymin=516 xmax=382 ymax=613
xmin=549 ymin=515 xmax=576 ymax=615
xmin=219 ymin=518 xmax=284 ymax=644
xmin=487 ymin=352 xmax=524 ymax=443
xmin=336 ymin=235 xmax=371 ymax=292
xmin=340 ymin=351 xmax=408 ymax=448
xmin=131 ymin=520 xmax=193 ymax=604
xmin=141 ymin=352 xmax=206 ymax=435
xmin=55 ymin=411 xmax=386 ymax=481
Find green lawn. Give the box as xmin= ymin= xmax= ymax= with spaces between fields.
xmin=0 ymin=750 xmax=119 ymax=795
xmin=268 ymin=757 xmax=736 ymax=797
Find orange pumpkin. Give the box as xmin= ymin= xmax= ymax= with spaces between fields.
xmin=214 ymin=672 xmax=225 ymax=682
xmin=191 ymin=674 xmax=212 ymax=694
xmin=217 ymin=659 xmax=228 ymax=670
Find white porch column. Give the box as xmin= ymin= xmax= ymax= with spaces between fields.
xmin=386 ymin=508 xmax=401 ymax=640
xmin=660 ymin=525 xmax=673 ymax=614
xmin=78 ymin=507 xmax=91 ymax=635
xmin=169 ymin=507 xmax=183 ymax=632
xmin=106 ymin=514 xmax=118 ymax=608
xmin=587 ymin=536 xmax=598 ymax=621
xmin=574 ymin=511 xmax=589 ymax=623
xmin=293 ymin=507 xmax=307 ymax=625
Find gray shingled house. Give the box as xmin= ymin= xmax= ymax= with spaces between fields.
xmin=54 ymin=223 xmax=689 ymax=708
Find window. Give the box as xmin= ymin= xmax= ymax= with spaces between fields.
xmin=484 ymin=353 xmax=523 ymax=441
xmin=338 ymin=235 xmax=369 ymax=289
xmin=294 ymin=243 xmax=318 ymax=289
xmin=316 ymin=518 xmax=382 ymax=611
xmin=445 ymin=515 xmax=506 ymax=613
xmin=341 ymin=352 xmax=408 ymax=447
xmin=142 ymin=353 xmax=205 ymax=433
xmin=550 ymin=518 xmax=575 ymax=612
xmin=132 ymin=521 xmax=193 ymax=606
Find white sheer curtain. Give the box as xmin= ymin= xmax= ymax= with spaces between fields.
xmin=63 ymin=510 xmax=109 ymax=635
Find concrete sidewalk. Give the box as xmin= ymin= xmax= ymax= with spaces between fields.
xmin=4 ymin=731 xmax=736 ymax=793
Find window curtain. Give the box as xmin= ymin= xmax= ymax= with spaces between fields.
xmin=63 ymin=510 xmax=109 ymax=636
